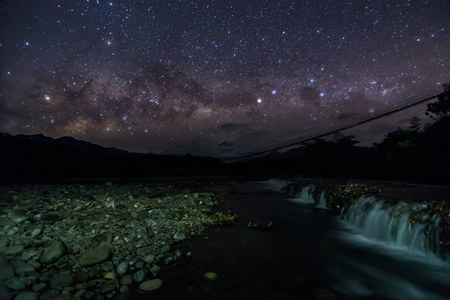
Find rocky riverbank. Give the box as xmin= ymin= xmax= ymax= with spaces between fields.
xmin=0 ymin=182 xmax=237 ymax=300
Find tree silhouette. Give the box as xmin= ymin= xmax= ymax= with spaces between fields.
xmin=426 ymin=83 xmax=450 ymax=120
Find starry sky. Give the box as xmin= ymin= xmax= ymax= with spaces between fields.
xmin=1 ymin=1 xmax=449 ymax=158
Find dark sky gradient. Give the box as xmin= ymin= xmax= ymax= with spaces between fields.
xmin=1 ymin=1 xmax=449 ymax=157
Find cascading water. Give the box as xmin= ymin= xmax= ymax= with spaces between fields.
xmin=344 ymin=195 xmax=441 ymax=257
xmin=284 ymin=183 xmax=443 ymax=259
xmin=287 ymin=183 xmax=316 ymax=204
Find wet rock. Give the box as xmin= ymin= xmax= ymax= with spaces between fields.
xmin=149 ymin=265 xmax=160 ymax=276
xmin=73 ymin=270 xmax=89 ymax=283
xmin=50 ymin=273 xmax=74 ymax=289
xmin=116 ymin=261 xmax=129 ymax=276
xmin=78 ymin=245 xmax=111 ymax=267
xmin=143 ymin=254 xmax=155 ymax=264
xmin=100 ymin=280 xmax=118 ymax=294
xmin=203 ymin=272 xmax=217 ymax=280
xmin=5 ymin=277 xmax=26 ymax=290
xmin=133 ymin=269 xmax=146 ymax=283
xmin=0 ymin=262 xmax=15 ymax=280
xmin=32 ymin=282 xmax=47 ymax=292
xmin=104 ymin=271 xmax=116 ymax=279
xmin=120 ymin=274 xmax=133 ymax=285
xmin=138 ymin=279 xmax=162 ymax=293
xmin=135 ymin=261 xmax=144 ymax=269
xmin=13 ymin=261 xmax=35 ymax=274
xmin=145 ymin=226 xmax=154 ymax=238
xmin=14 ymin=291 xmax=38 ymax=300
xmin=0 ymin=217 xmax=16 ymax=228
xmin=40 ymin=241 xmax=66 ymax=264
xmin=30 ymin=228 xmax=42 ymax=238
xmin=8 ymin=209 xmax=29 ymax=223
xmin=174 ymin=231 xmax=186 ymax=241
xmin=4 ymin=245 xmax=24 ymax=255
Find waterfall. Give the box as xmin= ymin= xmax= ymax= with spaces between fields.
xmin=316 ymin=191 xmax=328 ymax=209
xmin=288 ymin=184 xmax=316 ymax=204
xmin=343 ymin=196 xmax=441 ymax=257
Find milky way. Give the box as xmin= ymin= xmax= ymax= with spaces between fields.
xmin=1 ymin=1 xmax=449 ymax=157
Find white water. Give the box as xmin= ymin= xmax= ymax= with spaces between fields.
xmin=274 ymin=180 xmax=450 ymax=299
xmin=288 ymin=183 xmax=316 ymax=204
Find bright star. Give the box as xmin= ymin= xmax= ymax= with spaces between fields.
xmin=257 ymin=98 xmax=262 ymax=103
xmin=271 ymin=90 xmax=277 ymax=95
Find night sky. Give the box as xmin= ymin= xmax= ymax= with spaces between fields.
xmin=1 ymin=1 xmax=449 ymax=157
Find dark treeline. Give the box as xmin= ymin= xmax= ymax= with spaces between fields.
xmin=1 ymin=84 xmax=449 ymax=184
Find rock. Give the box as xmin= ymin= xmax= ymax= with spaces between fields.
xmin=31 ymin=282 xmax=47 ymax=292
xmin=149 ymin=265 xmax=160 ymax=276
xmin=136 ymin=246 xmax=152 ymax=256
xmin=14 ymin=291 xmax=38 ymax=300
xmin=0 ymin=217 xmax=16 ymax=228
xmin=13 ymin=261 xmax=35 ymax=274
xmin=104 ymin=271 xmax=116 ymax=280
xmin=8 ymin=209 xmax=29 ymax=223
xmin=143 ymin=254 xmax=155 ymax=264
xmin=4 ymin=245 xmax=24 ymax=255
xmin=50 ymin=273 xmax=74 ymax=289
xmin=40 ymin=241 xmax=66 ymax=264
xmin=105 ymin=182 xmax=113 ymax=187
xmin=78 ymin=245 xmax=111 ymax=267
xmin=73 ymin=270 xmax=89 ymax=283
xmin=174 ymin=231 xmax=186 ymax=241
xmin=145 ymin=227 xmax=154 ymax=238
xmin=120 ymin=274 xmax=133 ymax=285
xmin=203 ymin=272 xmax=217 ymax=280
xmin=0 ymin=286 xmax=11 ymax=300
xmin=135 ymin=261 xmax=144 ymax=269
xmin=100 ymin=280 xmax=118 ymax=293
xmin=30 ymin=228 xmax=42 ymax=238
xmin=0 ymin=263 xmax=15 ymax=280
xmin=116 ymin=261 xmax=129 ymax=276
xmin=138 ymin=279 xmax=163 ymax=293
xmin=5 ymin=277 xmax=26 ymax=290
xmin=133 ymin=269 xmax=146 ymax=283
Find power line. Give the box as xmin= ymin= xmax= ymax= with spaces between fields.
xmin=222 ymin=87 xmax=445 ymax=162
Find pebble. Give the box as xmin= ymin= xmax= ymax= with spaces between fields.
xmin=50 ymin=274 xmax=74 ymax=289
xmin=143 ymin=254 xmax=155 ymax=264
xmin=40 ymin=241 xmax=66 ymax=264
xmin=116 ymin=261 xmax=129 ymax=276
xmin=0 ymin=184 xmax=227 ymax=298
xmin=138 ymin=279 xmax=163 ymax=293
xmin=120 ymin=274 xmax=133 ymax=285
xmin=7 ymin=209 xmax=29 ymax=223
xmin=0 ymin=263 xmax=15 ymax=280
xmin=203 ymin=272 xmax=218 ymax=280
xmin=15 ymin=291 xmax=38 ymax=300
xmin=78 ymin=246 xmax=111 ymax=267
xmin=133 ymin=269 xmax=146 ymax=283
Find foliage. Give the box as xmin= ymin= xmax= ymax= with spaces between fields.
xmin=303 ymin=132 xmax=360 ymax=163
xmin=426 ymin=83 xmax=450 ymax=120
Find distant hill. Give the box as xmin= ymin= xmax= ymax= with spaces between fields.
xmin=0 ymin=133 xmax=226 ymax=183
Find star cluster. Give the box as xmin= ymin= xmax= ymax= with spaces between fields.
xmin=1 ymin=1 xmax=449 ymax=157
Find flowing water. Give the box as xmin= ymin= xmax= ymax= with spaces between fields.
xmin=283 ymin=180 xmax=450 ymax=299
xmin=132 ymin=179 xmax=450 ymax=299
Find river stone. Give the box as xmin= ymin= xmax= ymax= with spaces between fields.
xmin=40 ymin=241 xmax=66 ymax=264
xmin=13 ymin=261 xmax=35 ymax=274
xmin=133 ymin=269 xmax=146 ymax=283
xmin=149 ymin=265 xmax=160 ymax=276
xmin=143 ymin=254 xmax=155 ymax=264
xmin=203 ymin=272 xmax=217 ymax=280
xmin=0 ymin=217 xmax=16 ymax=228
xmin=7 ymin=209 xmax=29 ymax=223
xmin=6 ymin=277 xmax=26 ymax=290
xmin=32 ymin=282 xmax=47 ymax=292
xmin=30 ymin=228 xmax=42 ymax=238
xmin=50 ymin=273 xmax=74 ymax=288
xmin=4 ymin=245 xmax=24 ymax=255
xmin=0 ymin=263 xmax=15 ymax=280
xmin=100 ymin=280 xmax=118 ymax=294
xmin=78 ymin=245 xmax=111 ymax=267
xmin=73 ymin=270 xmax=89 ymax=283
xmin=116 ymin=261 xmax=129 ymax=276
xmin=138 ymin=279 xmax=162 ymax=293
xmin=174 ymin=232 xmax=186 ymax=241
xmin=120 ymin=274 xmax=133 ymax=285
xmin=14 ymin=291 xmax=38 ymax=300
